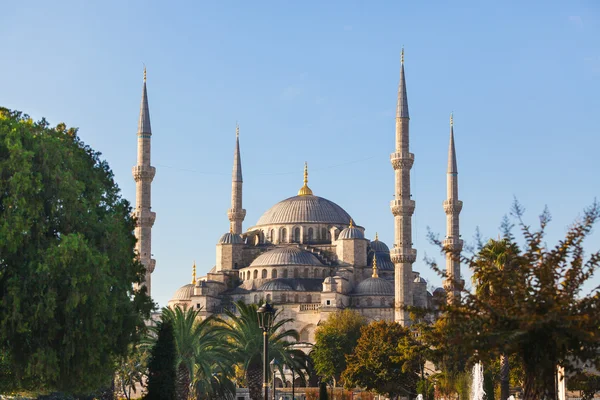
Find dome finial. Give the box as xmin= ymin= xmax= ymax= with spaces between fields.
xmin=349 ymin=218 xmax=354 ymax=228
xmin=143 ymin=65 xmax=147 ymax=82
xmin=192 ymin=261 xmax=197 ymax=285
xmin=450 ymin=112 xmax=453 ymax=127
xmin=372 ymin=254 xmax=379 ymax=278
xmin=375 ymin=232 xmax=379 ymax=241
xmin=297 ymin=162 xmax=313 ymax=196
xmin=401 ymin=47 xmax=404 ymax=65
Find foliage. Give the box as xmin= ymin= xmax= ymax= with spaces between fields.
xmin=144 ymin=319 xmax=176 ymax=400
xmin=115 ymin=344 xmax=149 ymax=400
xmin=319 ymin=380 xmax=329 ymax=399
xmin=567 ymin=371 xmax=600 ymax=400
xmin=219 ymin=300 xmax=310 ymax=400
xmin=342 ymin=320 xmax=421 ymax=399
xmin=416 ymin=379 xmax=434 ymax=400
xmin=426 ymin=201 xmax=600 ymax=400
xmin=311 ymin=309 xmax=366 ymax=385
xmin=0 ymin=108 xmax=153 ymax=393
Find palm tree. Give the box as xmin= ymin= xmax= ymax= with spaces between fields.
xmin=472 ymin=238 xmax=521 ymax=400
xmin=219 ymin=300 xmax=310 ymax=400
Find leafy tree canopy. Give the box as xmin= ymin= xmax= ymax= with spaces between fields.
xmin=0 ymin=108 xmax=153 ymax=393
xmin=311 ymin=309 xmax=366 ymax=384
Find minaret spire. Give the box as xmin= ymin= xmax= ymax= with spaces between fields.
xmin=390 ymin=50 xmax=416 ymax=326
xmin=228 ymin=123 xmax=246 ymax=234
xmin=298 ymin=162 xmax=313 ymax=196
xmin=443 ymin=113 xmax=463 ymax=303
xmin=132 ymin=67 xmax=156 ymax=296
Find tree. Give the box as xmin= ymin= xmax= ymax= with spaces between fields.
xmin=319 ymin=380 xmax=329 ymax=399
xmin=115 ymin=344 xmax=149 ymax=400
xmin=0 ymin=108 xmax=153 ymax=394
xmin=220 ymin=301 xmax=309 ymax=400
xmin=427 ymin=202 xmax=600 ymax=400
xmin=144 ymin=320 xmax=176 ymax=400
xmin=342 ymin=320 xmax=421 ymax=399
xmin=311 ymin=309 xmax=366 ymax=385
xmin=567 ymin=371 xmax=600 ymax=400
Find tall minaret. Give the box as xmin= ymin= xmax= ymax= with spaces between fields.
xmin=132 ymin=67 xmax=156 ymax=296
xmin=443 ymin=113 xmax=463 ymax=302
xmin=227 ymin=124 xmax=246 ymax=234
xmin=390 ymin=49 xmax=417 ymax=326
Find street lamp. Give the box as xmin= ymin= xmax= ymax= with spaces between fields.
xmin=270 ymin=359 xmax=279 ymax=400
xmin=290 ymin=354 xmax=295 ymax=400
xmin=257 ymin=302 xmax=275 ymax=400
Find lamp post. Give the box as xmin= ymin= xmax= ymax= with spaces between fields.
xmin=290 ymin=354 xmax=295 ymax=400
xmin=270 ymin=359 xmax=279 ymax=400
xmin=257 ymin=302 xmax=275 ymax=400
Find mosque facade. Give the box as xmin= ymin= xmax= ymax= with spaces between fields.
xmin=133 ymin=53 xmax=463 ymax=343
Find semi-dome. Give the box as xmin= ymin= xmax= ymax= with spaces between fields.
xmin=338 ymin=220 xmax=364 ymax=240
xmin=258 ymin=279 xmax=293 ymax=291
xmin=172 ymin=283 xmax=194 ymax=301
xmin=250 ymin=247 xmax=323 ymax=267
xmin=354 ymin=277 xmax=394 ymax=296
xmin=253 ymin=195 xmax=353 ymax=227
xmin=218 ymin=232 xmax=243 ymax=244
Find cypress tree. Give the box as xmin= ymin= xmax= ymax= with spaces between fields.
xmin=319 ymin=381 xmax=328 ymax=400
xmin=144 ymin=320 xmax=176 ymax=400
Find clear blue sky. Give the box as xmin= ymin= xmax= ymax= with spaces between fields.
xmin=2 ymin=1 xmax=599 ymax=308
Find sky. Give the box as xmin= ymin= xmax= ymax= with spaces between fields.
xmin=1 ymin=0 xmax=599 ymax=308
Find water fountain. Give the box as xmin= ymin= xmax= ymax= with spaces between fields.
xmin=416 ymin=395 xmax=423 ymax=400
xmin=470 ymin=362 xmax=486 ymax=400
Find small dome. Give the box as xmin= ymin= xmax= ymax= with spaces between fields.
xmin=258 ymin=279 xmax=293 ymax=291
xmin=414 ymin=275 xmax=427 ymax=284
xmin=433 ymin=287 xmax=447 ymax=296
xmin=172 ymin=284 xmax=194 ymax=301
xmin=338 ymin=226 xmax=364 ymax=240
xmin=250 ymin=247 xmax=323 ymax=267
xmin=354 ymin=277 xmax=394 ymax=296
xmin=370 ymin=238 xmax=390 ymax=253
xmin=218 ymin=232 xmax=243 ymax=244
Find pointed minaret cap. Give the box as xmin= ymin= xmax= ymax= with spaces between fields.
xmin=298 ymin=162 xmax=314 ymax=196
xmin=372 ymin=254 xmax=379 ymax=278
xmin=448 ymin=113 xmax=458 ymax=174
xmin=191 ymin=261 xmax=197 ymax=285
xmin=396 ymin=48 xmax=409 ymax=119
xmin=138 ymin=67 xmax=152 ymax=135
xmin=233 ymin=123 xmax=243 ymax=182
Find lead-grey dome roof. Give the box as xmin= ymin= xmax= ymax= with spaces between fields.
xmin=368 ymin=251 xmax=394 ymax=271
xmin=172 ymin=283 xmax=194 ymax=301
xmin=254 ymin=195 xmax=353 ymax=226
xmin=250 ymin=247 xmax=324 ymax=267
xmin=338 ymin=226 xmax=364 ymax=240
xmin=354 ymin=277 xmax=394 ymax=296
xmin=258 ymin=279 xmax=293 ymax=291
xmin=218 ymin=232 xmax=243 ymax=244
xmin=370 ymin=239 xmax=389 ymax=253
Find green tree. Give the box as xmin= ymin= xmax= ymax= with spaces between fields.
xmin=311 ymin=309 xmax=366 ymax=386
xmin=0 ymin=108 xmax=153 ymax=394
xmin=567 ymin=371 xmax=600 ymax=400
xmin=319 ymin=380 xmax=329 ymax=399
xmin=220 ymin=301 xmax=309 ymax=400
xmin=145 ymin=320 xmax=176 ymax=400
xmin=342 ymin=320 xmax=421 ymax=400
xmin=427 ymin=202 xmax=600 ymax=400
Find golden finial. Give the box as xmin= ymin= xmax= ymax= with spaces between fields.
xmin=401 ymin=47 xmax=404 ymax=65
xmin=372 ymin=254 xmax=379 ymax=278
xmin=375 ymin=232 xmax=379 ymax=241
xmin=143 ymin=66 xmax=147 ymax=82
xmin=297 ymin=162 xmax=313 ymax=196
xmin=236 ymin=122 xmax=239 ymax=138
xmin=349 ymin=218 xmax=354 ymax=228
xmin=450 ymin=112 xmax=453 ymax=127
xmin=192 ymin=261 xmax=197 ymax=285
xmin=229 ymin=225 xmax=233 ymax=234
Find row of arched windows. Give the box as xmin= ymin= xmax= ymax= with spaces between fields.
xmin=353 ymin=297 xmax=391 ymax=307
xmin=239 ymin=267 xmax=329 ymax=281
xmin=260 ymin=226 xmax=334 ymax=244
xmin=253 ymin=293 xmax=315 ymax=304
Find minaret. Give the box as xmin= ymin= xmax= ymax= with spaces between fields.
xmin=390 ymin=49 xmax=417 ymax=326
xmin=443 ymin=113 xmax=463 ymax=302
xmin=132 ymin=67 xmax=156 ymax=296
xmin=228 ymin=124 xmax=246 ymax=234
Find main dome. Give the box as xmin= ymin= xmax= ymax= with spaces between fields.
xmin=250 ymin=247 xmax=323 ymax=267
xmin=254 ymin=195 xmax=353 ymax=227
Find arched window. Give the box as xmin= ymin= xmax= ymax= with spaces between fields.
xmin=367 ymin=298 xmax=373 ymax=307
xmin=293 ymin=269 xmax=299 ymax=278
xmin=303 ymin=268 xmax=309 ymax=278
xmin=266 ymin=294 xmax=271 ymax=303
xmin=326 ymin=230 xmax=331 ymax=241
xmin=271 ymin=269 xmax=277 ymax=279
xmin=253 ymin=270 xmax=258 ymax=279
xmin=321 ymin=228 xmax=327 ymax=240
xmin=308 ymin=227 xmax=314 ymax=241
xmin=307 ymin=294 xmax=312 ymax=303
xmin=270 ymin=229 xmax=275 ymax=243
xmin=322 ymin=269 xmax=327 ymax=278
xmin=254 ymin=294 xmax=258 ymax=303
xmin=313 ymin=269 xmax=319 ymax=278
xmin=283 ymin=269 xmax=288 ymax=278
xmin=281 ymin=228 xmax=287 ymax=243
xmin=294 ymin=294 xmax=299 ymax=303
xmin=262 ymin=269 xmax=267 ymax=279
xmin=380 ymin=297 xmax=386 ymax=306
xmin=294 ymin=227 xmax=300 ymax=243
xmin=281 ymin=293 xmax=287 ymax=303
xmin=240 ymin=271 xmax=244 ymax=280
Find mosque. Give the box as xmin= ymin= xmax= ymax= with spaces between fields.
xmin=132 ymin=52 xmax=464 ymax=343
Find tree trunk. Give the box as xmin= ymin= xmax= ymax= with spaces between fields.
xmin=246 ymin=361 xmax=264 ymax=400
xmin=500 ymin=354 xmax=510 ymax=400
xmin=176 ymin=362 xmax=190 ymax=400
xmin=522 ymin=365 xmax=557 ymax=400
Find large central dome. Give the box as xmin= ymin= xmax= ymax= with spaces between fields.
xmin=254 ymin=195 xmax=353 ymax=227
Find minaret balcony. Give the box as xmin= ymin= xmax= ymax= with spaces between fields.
xmin=227 ymin=208 xmax=247 ymax=221
xmin=442 ymin=237 xmax=464 ymax=251
xmin=443 ymin=199 xmax=463 ymax=214
xmin=390 ymin=152 xmax=414 ymax=169
xmin=390 ymin=247 xmax=417 ymax=264
xmin=390 ymin=199 xmax=415 ymax=216
xmin=132 ymin=165 xmax=156 ymax=182
xmin=132 ymin=209 xmax=156 ymax=226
